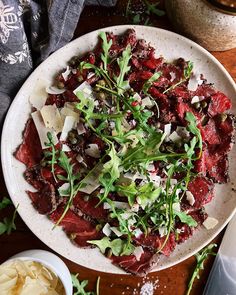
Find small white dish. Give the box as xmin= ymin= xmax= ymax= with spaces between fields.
xmin=2 ymin=249 xmax=73 ymax=295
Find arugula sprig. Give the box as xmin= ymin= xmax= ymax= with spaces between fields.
xmin=163 ymin=61 xmax=194 ymax=94
xmin=186 ymin=244 xmax=217 ymax=295
xmin=0 ymin=203 xmax=18 ymax=235
xmin=142 ymin=71 xmax=162 ymax=95
xmin=0 ymin=197 xmax=12 ymax=210
xmin=99 ymin=31 xmax=112 ymax=71
xmin=72 ymin=273 xmax=100 ymax=295
xmin=43 ymin=132 xmax=58 ymax=183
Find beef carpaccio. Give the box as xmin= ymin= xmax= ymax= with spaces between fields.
xmin=15 ymin=29 xmax=235 ymax=275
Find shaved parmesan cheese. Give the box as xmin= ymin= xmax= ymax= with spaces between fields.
xmin=77 ymin=122 xmax=86 ymax=135
xmin=85 ymin=144 xmax=101 ymax=158
xmin=169 ymin=131 xmax=181 ymax=142
xmin=60 ymin=116 xmax=76 ymax=141
xmin=58 ymin=183 xmax=70 ymax=196
xmin=164 ymin=123 xmax=172 ymax=137
xmin=133 ymin=93 xmax=142 ymax=102
xmin=159 ymin=226 xmax=168 ymax=237
xmin=104 ymin=201 xmax=130 ymax=210
xmin=170 ymin=179 xmax=178 ymax=186
xmin=46 ymin=86 xmax=65 ymax=95
xmin=76 ymin=154 xmax=83 ymax=163
xmin=62 ymin=144 xmax=71 ymax=152
xmin=133 ymin=228 xmax=143 ymax=238
xmin=87 ymin=72 xmax=95 ymax=79
xmin=120 ymin=212 xmax=133 ymax=219
xmin=78 ymin=164 xmax=102 ymax=194
xmin=133 ymin=246 xmax=144 ymax=261
xmin=40 ymin=104 xmax=63 ymax=134
xmin=191 ymin=95 xmax=200 ymax=104
xmin=103 ymin=202 xmax=111 ymax=210
xmin=60 ymin=106 xmax=79 ymax=122
xmin=130 ymin=203 xmax=139 ymax=212
xmin=186 ymin=191 xmax=195 ymax=206
xmin=110 ymin=227 xmax=123 ymax=237
xmin=102 ymin=223 xmax=111 ymax=236
xmin=188 ymin=74 xmax=203 ymax=91
xmin=173 ymin=203 xmax=181 ymax=212
xmin=142 ymin=96 xmax=154 ymax=108
xmin=203 ymin=217 xmax=218 ymax=230
xmin=73 ymin=81 xmax=93 ymax=97
xmin=149 ymin=175 xmax=161 ymax=186
xmin=31 ymin=111 xmax=58 ymax=149
xmin=29 ymin=79 xmax=48 ymax=110
xmin=61 ymin=66 xmax=71 ymax=81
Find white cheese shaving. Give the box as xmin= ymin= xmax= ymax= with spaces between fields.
xmin=164 ymin=123 xmax=172 ymax=137
xmin=31 ymin=111 xmax=58 ymax=149
xmin=60 ymin=116 xmax=76 ymax=141
xmin=58 ymin=183 xmax=70 ymax=196
xmin=73 ymin=81 xmax=93 ymax=97
xmin=188 ymin=73 xmax=203 ymax=91
xmin=29 ymin=79 xmax=48 ymax=110
xmin=78 ymin=164 xmax=102 ymax=194
xmin=60 ymin=106 xmax=79 ymax=122
xmin=103 ymin=202 xmax=111 ymax=210
xmin=149 ymin=175 xmax=161 ymax=187
xmin=186 ymin=191 xmax=195 ymax=206
xmin=110 ymin=227 xmax=123 ymax=237
xmin=173 ymin=203 xmax=181 ymax=212
xmin=46 ymin=86 xmax=65 ymax=95
xmin=77 ymin=122 xmax=86 ymax=135
xmin=159 ymin=226 xmax=168 ymax=237
xmin=133 ymin=93 xmax=142 ymax=102
xmin=191 ymin=95 xmax=200 ymax=104
xmin=76 ymin=154 xmax=84 ymax=163
xmin=61 ymin=66 xmax=71 ymax=81
xmin=103 ymin=201 xmax=130 ymax=210
xmin=62 ymin=144 xmax=71 ymax=152
xmin=169 ymin=131 xmax=181 ymax=142
xmin=203 ymin=217 xmax=219 ymax=230
xmin=130 ymin=203 xmax=139 ymax=212
xmin=133 ymin=228 xmax=143 ymax=238
xmin=102 ymin=223 xmax=111 ymax=237
xmin=133 ymin=246 xmax=144 ymax=261
xmin=85 ymin=144 xmax=101 ymax=158
xmin=141 ymin=96 xmax=154 ymax=108
xmin=120 ymin=212 xmax=133 ymax=219
xmin=40 ymin=104 xmax=63 ymax=134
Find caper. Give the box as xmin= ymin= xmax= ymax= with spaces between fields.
xmin=166 ymin=145 xmax=174 ymax=152
xmin=175 ymin=141 xmax=182 ymax=149
xmin=220 ymin=113 xmax=227 ymax=122
xmin=68 ymin=131 xmax=75 ymax=139
xmin=57 ymin=81 xmax=64 ymax=89
xmin=69 ymin=56 xmax=79 ymax=66
xmin=201 ymin=101 xmax=208 ymax=109
xmin=77 ymin=75 xmax=83 ymax=82
xmin=94 ymin=86 xmax=100 ymax=92
xmin=70 ymin=137 xmax=78 ymax=145
xmin=97 ymin=91 xmax=106 ymax=100
xmin=160 ymin=145 xmax=165 ymax=152
xmin=193 ymin=102 xmax=201 ymax=109
xmin=40 ymin=161 xmax=47 ymax=167
xmin=201 ymin=115 xmax=209 ymax=126
xmin=97 ymin=79 xmax=106 ymax=87
xmin=96 ymin=224 xmax=102 ymax=231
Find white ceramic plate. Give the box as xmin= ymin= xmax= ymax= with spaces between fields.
xmin=1 ymin=25 xmax=236 ymax=274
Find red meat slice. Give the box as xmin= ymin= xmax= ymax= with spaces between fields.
xmin=187 ymin=177 xmax=214 ymax=208
xmin=15 ymin=119 xmax=42 ymax=168
xmin=50 ymin=207 xmax=103 ymax=247
xmin=111 ymin=249 xmax=158 ymax=276
xmin=201 ymin=119 xmax=221 ymax=145
xmin=193 ymin=84 xmax=216 ymax=98
xmin=216 ymin=116 xmax=234 ymax=153
xmin=148 ymin=87 xmax=169 ymax=111
xmin=27 ymin=183 xmax=57 ymax=215
xmin=24 ymin=166 xmax=46 ymax=190
xmin=73 ymin=193 xmax=108 ymax=220
xmin=176 ymin=99 xmax=201 ymax=124
xmin=208 ymin=92 xmax=232 ymax=117
xmin=141 ymin=57 xmax=163 ymax=70
xmin=133 ymin=232 xmax=176 ymax=256
xmin=206 ymin=152 xmax=229 ymax=183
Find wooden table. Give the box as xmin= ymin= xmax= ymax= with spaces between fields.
xmin=0 ymin=1 xmax=235 ymax=294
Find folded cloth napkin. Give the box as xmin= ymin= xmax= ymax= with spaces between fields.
xmin=0 ymin=0 xmax=116 ymax=125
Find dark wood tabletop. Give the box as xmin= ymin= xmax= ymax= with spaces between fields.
xmin=0 ymin=1 xmax=235 ymax=294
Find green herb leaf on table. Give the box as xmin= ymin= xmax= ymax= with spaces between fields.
xmin=0 ymin=204 xmax=18 ymax=235
xmin=71 ymin=273 xmax=99 ymax=295
xmin=186 ymin=244 xmax=217 ymax=295
xmin=143 ymin=0 xmax=166 ymax=17
xmin=0 ymin=197 xmax=12 ymax=210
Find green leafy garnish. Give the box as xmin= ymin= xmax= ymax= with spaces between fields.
xmin=186 ymin=244 xmax=217 ymax=295
xmin=71 ymin=273 xmax=100 ymax=295
xmin=144 ymin=0 xmax=166 ymax=17
xmin=88 ymin=237 xmax=135 ymax=256
xmin=174 ymin=211 xmax=197 ymax=227
xmin=0 ymin=204 xmax=18 ymax=235
xmin=99 ymin=31 xmax=112 ymax=71
xmin=0 ymin=197 xmax=12 ymax=210
xmin=114 ymin=45 xmax=132 ymax=94
xmin=143 ymin=71 xmax=162 ymax=94
xmin=185 ymin=112 xmax=202 ymax=154
xmin=44 ymin=132 xmax=58 ymax=182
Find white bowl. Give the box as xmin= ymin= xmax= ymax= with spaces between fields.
xmin=2 ymin=250 xmax=73 ymax=295
xmin=1 ymin=25 xmax=236 ymax=274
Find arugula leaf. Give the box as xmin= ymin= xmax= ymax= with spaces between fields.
xmin=71 ymin=273 xmax=95 ymax=295
xmin=174 ymin=211 xmax=198 ymax=227
xmin=143 ymin=71 xmax=162 ymax=94
xmin=186 ymin=244 xmax=217 ymax=295
xmin=99 ymin=31 xmax=112 ymax=71
xmin=88 ymin=237 xmax=135 ymax=256
xmin=44 ymin=132 xmax=58 ymax=183
xmin=114 ymin=45 xmax=132 ymax=94
xmin=184 ymin=61 xmax=194 ymax=79
xmin=185 ymin=112 xmax=202 ymax=153
xmin=0 ymin=204 xmax=18 ymax=235
xmin=137 ymin=183 xmax=162 ymax=210
xmin=98 ymin=145 xmax=121 ymax=203
xmin=115 ymin=182 xmax=137 ymax=206
xmin=144 ymin=0 xmax=166 ymax=17
xmin=0 ymin=197 xmax=12 ymax=210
